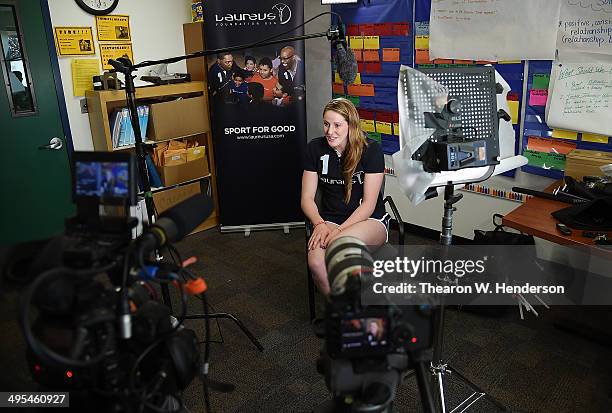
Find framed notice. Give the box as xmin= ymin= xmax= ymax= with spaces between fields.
xmin=54 ymin=27 xmax=95 ymax=56
xmin=100 ymin=43 xmax=134 ymax=70
xmin=95 ymin=15 xmax=131 ymax=42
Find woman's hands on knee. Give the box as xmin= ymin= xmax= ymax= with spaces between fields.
xmin=308 ymin=222 xmax=331 ymax=250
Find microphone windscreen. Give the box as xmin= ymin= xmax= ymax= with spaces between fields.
xmin=159 ymin=194 xmax=214 ymax=242
xmin=334 ymin=43 xmax=358 ymax=85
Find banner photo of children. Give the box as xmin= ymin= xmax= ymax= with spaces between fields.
xmin=204 ymin=0 xmax=307 ymax=228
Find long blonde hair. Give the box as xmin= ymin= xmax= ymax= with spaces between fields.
xmin=323 ymin=98 xmax=368 ymax=203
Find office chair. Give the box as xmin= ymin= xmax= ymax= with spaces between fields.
xmin=305 ymin=175 xmax=405 ymax=321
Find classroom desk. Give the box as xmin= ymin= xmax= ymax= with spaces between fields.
xmin=502 ymin=182 xmax=611 ymax=249
xmin=503 ymin=182 xmax=612 ymax=346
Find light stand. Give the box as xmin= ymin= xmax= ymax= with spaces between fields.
xmin=107 ymin=13 xmax=345 ymax=352
xmin=395 ymin=65 xmax=526 ymax=412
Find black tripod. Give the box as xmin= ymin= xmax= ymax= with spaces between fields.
xmin=429 ymin=183 xmax=506 ymax=413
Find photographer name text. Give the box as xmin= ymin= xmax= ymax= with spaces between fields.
xmin=372 ymin=282 xmax=566 ymax=295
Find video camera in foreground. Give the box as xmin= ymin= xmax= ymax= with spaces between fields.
xmin=18 ymin=151 xmax=215 ymax=412
xmin=315 ymin=237 xmax=437 ymax=413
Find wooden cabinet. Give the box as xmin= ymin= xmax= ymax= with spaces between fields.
xmin=86 ymin=82 xmax=219 ymax=232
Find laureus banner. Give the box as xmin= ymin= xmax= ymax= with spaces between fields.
xmin=203 ymin=1 xmax=306 ymax=228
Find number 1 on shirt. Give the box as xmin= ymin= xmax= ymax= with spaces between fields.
xmin=320 ymin=154 xmax=329 ymax=175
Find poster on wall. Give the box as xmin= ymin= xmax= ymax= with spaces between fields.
xmin=99 ymin=43 xmax=134 ymax=70
xmin=95 ymin=15 xmax=131 ymax=42
xmin=557 ymin=0 xmax=612 ymax=60
xmin=71 ymin=59 xmax=100 ymax=96
xmin=54 ymin=27 xmax=95 ymax=56
xmin=429 ymin=0 xmax=561 ymax=61
xmin=203 ymin=0 xmax=306 ymax=228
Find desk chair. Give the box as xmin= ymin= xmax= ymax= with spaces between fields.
xmin=305 ymin=177 xmax=405 ymax=321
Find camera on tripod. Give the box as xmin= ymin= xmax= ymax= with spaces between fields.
xmin=315 ymin=237 xmax=437 ymax=413
xmin=18 ymin=151 xmax=213 ymax=412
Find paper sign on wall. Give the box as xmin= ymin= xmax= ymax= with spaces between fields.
xmin=100 ymin=43 xmax=134 ymax=70
xmin=96 ymin=15 xmax=131 ymax=42
xmin=71 ymin=59 xmax=100 ymax=96
xmin=557 ymin=0 xmax=612 ymax=58
xmin=54 ymin=27 xmax=95 ymax=56
xmin=546 ymin=62 xmax=612 ymax=136
xmin=429 ymin=0 xmax=560 ymax=61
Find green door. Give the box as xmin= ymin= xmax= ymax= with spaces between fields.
xmin=0 ymin=0 xmax=73 ymax=245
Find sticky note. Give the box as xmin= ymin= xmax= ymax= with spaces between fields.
xmin=368 ymin=131 xmax=382 ymax=143
xmin=532 ymin=73 xmax=550 ymax=90
xmin=392 ymin=112 xmax=399 ymax=122
xmin=362 ymin=50 xmax=380 ymax=62
xmin=334 ymin=72 xmax=341 ymax=83
xmin=360 ymin=119 xmax=376 ymax=133
xmin=358 ymin=62 xmax=365 ymax=73
xmin=499 ymin=60 xmax=521 ymax=64
xmin=454 ymin=60 xmax=473 ymax=65
xmin=581 ymin=133 xmax=609 ymax=144
xmin=527 ymin=136 xmax=553 ymax=152
xmin=358 ymin=109 xmax=375 ymax=120
xmin=347 ymin=24 xmax=359 ymax=36
xmin=551 ymin=129 xmax=578 ymax=140
xmin=360 ymin=24 xmax=375 ymax=36
xmin=392 ymin=22 xmax=409 ymax=36
xmin=415 ymin=35 xmax=429 ymax=50
xmin=332 ymin=83 xmax=344 ymax=94
xmin=507 ymin=100 xmax=519 ymax=124
xmin=376 ymin=111 xmax=393 ymax=123
xmin=346 ymin=95 xmax=360 ymax=107
xmin=348 ymin=83 xmax=375 ymax=97
xmin=393 ymin=123 xmax=400 ymax=136
xmin=415 ymin=49 xmax=432 ymax=64
xmin=382 ymin=48 xmax=400 ymax=62
xmin=433 ymin=59 xmax=453 ymax=64
xmin=529 ymin=89 xmax=548 ymax=106
xmin=354 ymin=49 xmax=363 ymax=62
xmin=365 ymin=62 xmax=381 ymax=74
xmin=550 ymin=140 xmax=577 ymax=155
xmin=375 ymin=23 xmax=394 ymax=36
xmin=353 ymin=73 xmax=361 ymax=84
xmin=349 ymin=36 xmax=364 ymax=49
xmin=376 ymin=121 xmax=392 ymax=135
xmin=476 ymin=60 xmax=494 ymax=64
xmin=363 ymin=36 xmax=379 ymax=49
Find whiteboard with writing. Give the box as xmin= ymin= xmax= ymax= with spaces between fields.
xmin=557 ymin=0 xmax=612 ymax=58
xmin=429 ymin=0 xmax=561 ymax=61
xmin=546 ymin=62 xmax=612 ymax=136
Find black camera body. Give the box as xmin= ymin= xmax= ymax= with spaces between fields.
xmin=19 ymin=152 xmax=205 ymax=412
xmin=316 ymin=237 xmax=435 ymax=413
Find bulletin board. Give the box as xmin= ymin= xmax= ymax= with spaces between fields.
xmin=522 ymin=61 xmax=612 ymax=179
xmin=333 ymin=0 xmax=612 ymax=177
xmin=331 ymin=0 xmax=413 ymax=155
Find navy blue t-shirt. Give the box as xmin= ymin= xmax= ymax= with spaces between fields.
xmin=304 ymin=137 xmax=386 ymax=224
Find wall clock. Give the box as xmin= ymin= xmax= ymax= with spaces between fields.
xmin=75 ymin=0 xmax=119 ymax=16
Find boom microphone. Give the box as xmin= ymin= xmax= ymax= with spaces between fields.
xmin=139 ymin=193 xmax=214 ymax=252
xmin=331 ymin=22 xmax=358 ymax=85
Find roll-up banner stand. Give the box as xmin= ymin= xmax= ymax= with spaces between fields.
xmin=203 ymin=1 xmax=307 ymax=233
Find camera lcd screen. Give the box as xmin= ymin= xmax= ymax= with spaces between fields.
xmin=72 ymin=152 xmax=136 ymax=205
xmin=340 ymin=317 xmax=389 ymax=351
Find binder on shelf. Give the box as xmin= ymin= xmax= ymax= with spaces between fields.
xmin=110 ymin=105 xmax=150 ymax=149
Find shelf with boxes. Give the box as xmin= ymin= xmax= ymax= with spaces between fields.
xmin=86 ymin=82 xmax=219 ymax=232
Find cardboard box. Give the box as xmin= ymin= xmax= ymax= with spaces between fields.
xmin=159 ymin=155 xmax=209 ymax=186
xmin=148 ymin=96 xmax=209 ymax=141
xmin=152 ymin=181 xmax=216 ymax=234
xmin=565 ymin=149 xmax=612 ymax=181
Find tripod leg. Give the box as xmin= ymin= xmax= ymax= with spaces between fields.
xmin=183 ymin=312 xmax=264 ymax=352
xmin=447 ymin=366 xmax=506 ymax=411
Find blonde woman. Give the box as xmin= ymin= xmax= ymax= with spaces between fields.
xmin=302 ymin=98 xmax=390 ymax=296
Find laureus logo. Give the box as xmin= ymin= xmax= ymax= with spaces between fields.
xmin=272 ymin=3 xmax=292 ymax=25
xmin=215 ymin=3 xmax=292 ymax=27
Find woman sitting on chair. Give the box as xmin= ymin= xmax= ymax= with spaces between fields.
xmin=302 ymin=98 xmax=390 ymax=296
